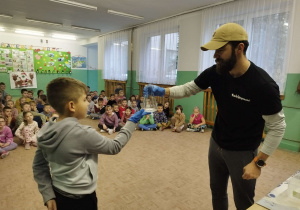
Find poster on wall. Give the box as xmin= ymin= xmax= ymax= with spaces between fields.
xmin=9 ymin=72 xmax=37 ymax=89
xmin=34 ymin=50 xmax=71 ymax=73
xmin=72 ymin=56 xmax=87 ymax=69
xmin=0 ymin=48 xmax=35 ymax=73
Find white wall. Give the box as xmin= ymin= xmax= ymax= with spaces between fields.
xmin=0 ymin=32 xmax=87 ymax=57
xmin=287 ymin=0 xmax=300 ymax=74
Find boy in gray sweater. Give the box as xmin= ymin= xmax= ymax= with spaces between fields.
xmin=32 ymin=77 xmax=148 ymax=210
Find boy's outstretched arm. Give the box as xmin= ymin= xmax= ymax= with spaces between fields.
xmin=32 ymin=147 xmax=56 ymax=206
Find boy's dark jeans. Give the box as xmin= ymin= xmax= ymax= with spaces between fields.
xmin=54 ymin=190 xmax=97 ymax=210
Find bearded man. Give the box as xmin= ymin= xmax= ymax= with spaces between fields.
xmin=143 ymin=23 xmax=286 ymax=210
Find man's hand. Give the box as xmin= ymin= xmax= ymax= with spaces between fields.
xmin=46 ymin=199 xmax=57 ymax=210
xmin=143 ymin=85 xmax=165 ymax=97
xmin=242 ymin=161 xmax=261 ymax=180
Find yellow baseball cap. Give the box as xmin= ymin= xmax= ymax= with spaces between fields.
xmin=201 ymin=23 xmax=248 ymax=51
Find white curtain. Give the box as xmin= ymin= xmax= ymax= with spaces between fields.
xmin=198 ymin=0 xmax=294 ymax=94
xmin=103 ymin=30 xmax=131 ymax=81
xmin=135 ymin=18 xmax=179 ymax=85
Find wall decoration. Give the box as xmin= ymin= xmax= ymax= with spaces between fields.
xmin=34 ymin=50 xmax=71 ymax=73
xmin=9 ymin=72 xmax=37 ymax=89
xmin=72 ymin=56 xmax=87 ymax=69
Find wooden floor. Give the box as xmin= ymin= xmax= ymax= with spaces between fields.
xmin=0 ymin=118 xmax=299 ymax=210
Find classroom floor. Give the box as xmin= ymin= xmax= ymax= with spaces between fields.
xmin=0 ymin=117 xmax=299 ymax=210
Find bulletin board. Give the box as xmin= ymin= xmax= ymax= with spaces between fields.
xmin=34 ymin=50 xmax=71 ymax=74
xmin=0 ymin=44 xmax=72 ymax=74
xmin=0 ymin=48 xmax=34 ymax=73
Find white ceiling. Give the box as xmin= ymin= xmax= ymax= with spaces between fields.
xmin=0 ymin=0 xmax=228 ymax=41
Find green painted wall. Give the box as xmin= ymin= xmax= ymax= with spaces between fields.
xmin=280 ymin=73 xmax=300 ymax=152
xmin=174 ymin=71 xmax=204 ymax=123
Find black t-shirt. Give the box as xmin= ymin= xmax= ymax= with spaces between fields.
xmin=194 ymin=62 xmax=282 ymax=151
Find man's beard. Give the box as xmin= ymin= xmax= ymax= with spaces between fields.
xmin=215 ymin=50 xmax=237 ymax=75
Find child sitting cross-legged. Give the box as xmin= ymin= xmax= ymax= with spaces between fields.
xmin=170 ymin=105 xmax=186 ymax=133
xmin=32 ymin=77 xmax=149 ymax=209
xmin=90 ymin=98 xmax=105 ymax=120
xmin=98 ymin=105 xmax=121 ymax=135
xmin=187 ymin=106 xmax=206 ymax=133
xmin=139 ymin=113 xmax=157 ymax=131
xmin=0 ymin=115 xmax=17 ymax=159
xmin=119 ymin=107 xmax=133 ymax=127
xmin=15 ymin=111 xmax=39 ymax=149
xmin=153 ymin=103 xmax=171 ymax=131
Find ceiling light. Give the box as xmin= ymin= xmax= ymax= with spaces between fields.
xmin=49 ymin=0 xmax=97 ymax=10
xmin=52 ymin=33 xmax=76 ymax=40
xmin=26 ymin=18 xmax=62 ymax=26
xmin=0 ymin=14 xmax=13 ymax=19
xmin=15 ymin=29 xmax=44 ymax=36
xmin=71 ymin=25 xmax=100 ymax=32
xmin=107 ymin=10 xmax=144 ymax=20
xmin=0 ymin=28 xmax=5 ymax=32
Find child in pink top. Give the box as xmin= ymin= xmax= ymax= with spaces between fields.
xmin=187 ymin=106 xmax=206 ymax=132
xmin=15 ymin=111 xmax=39 ymax=150
xmin=0 ymin=115 xmax=17 ymax=158
xmin=119 ymin=107 xmax=133 ymax=127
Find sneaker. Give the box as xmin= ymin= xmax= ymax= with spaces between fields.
xmin=1 ymin=151 xmax=9 ymax=159
xmin=92 ymin=117 xmax=95 ymax=120
xmin=201 ymin=129 xmax=205 ymax=133
xmin=100 ymin=129 xmax=106 ymax=133
xmin=187 ymin=128 xmax=192 ymax=132
xmin=107 ymin=129 xmax=113 ymax=135
xmin=140 ymin=128 xmax=144 ymax=131
xmin=25 ymin=143 xmax=31 ymax=150
xmin=31 ymin=142 xmax=38 ymax=147
xmin=151 ymin=128 xmax=157 ymax=131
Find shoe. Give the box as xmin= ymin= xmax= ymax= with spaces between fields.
xmin=107 ymin=129 xmax=113 ymax=135
xmin=161 ymin=127 xmax=165 ymax=131
xmin=31 ymin=142 xmax=38 ymax=147
xmin=140 ymin=128 xmax=144 ymax=131
xmin=25 ymin=143 xmax=31 ymax=150
xmin=1 ymin=151 xmax=9 ymax=159
xmin=187 ymin=128 xmax=192 ymax=132
xmin=201 ymin=129 xmax=205 ymax=133
xmin=100 ymin=129 xmax=106 ymax=133
xmin=92 ymin=117 xmax=95 ymax=120
xmin=151 ymin=128 xmax=157 ymax=131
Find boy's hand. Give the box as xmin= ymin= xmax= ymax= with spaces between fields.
xmin=128 ymin=109 xmax=151 ymax=123
xmin=46 ymin=199 xmax=57 ymax=210
xmin=143 ymin=85 xmax=165 ymax=97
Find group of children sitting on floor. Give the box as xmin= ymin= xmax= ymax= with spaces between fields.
xmin=88 ymin=88 xmax=206 ymax=135
xmin=0 ymin=83 xmax=206 ymax=159
xmin=0 ymin=84 xmax=58 ymax=158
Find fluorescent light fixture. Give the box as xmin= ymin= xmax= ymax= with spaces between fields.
xmin=15 ymin=29 xmax=44 ymax=36
xmin=71 ymin=25 xmax=100 ymax=32
xmin=0 ymin=28 xmax=5 ymax=32
xmin=26 ymin=18 xmax=62 ymax=26
xmin=0 ymin=14 xmax=13 ymax=19
xmin=107 ymin=10 xmax=144 ymax=20
xmin=52 ymin=33 xmax=76 ymax=40
xmin=49 ymin=0 xmax=97 ymax=10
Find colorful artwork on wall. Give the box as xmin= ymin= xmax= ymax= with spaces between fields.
xmin=9 ymin=72 xmax=37 ymax=89
xmin=34 ymin=50 xmax=71 ymax=74
xmin=72 ymin=56 xmax=87 ymax=69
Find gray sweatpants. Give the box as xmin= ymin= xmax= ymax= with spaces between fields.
xmin=208 ymin=137 xmax=257 ymax=210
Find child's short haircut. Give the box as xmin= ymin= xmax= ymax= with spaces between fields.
xmin=122 ymin=98 xmax=127 ymax=102
xmin=6 ymin=100 xmax=14 ymax=104
xmin=30 ymin=101 xmax=36 ymax=105
xmin=105 ymin=105 xmax=112 ymax=111
xmin=157 ymin=103 xmax=163 ymax=108
xmin=28 ymin=90 xmax=33 ymax=94
xmin=112 ymin=103 xmax=118 ymax=107
xmin=5 ymin=94 xmax=12 ymax=100
xmin=175 ymin=105 xmax=183 ymax=112
xmin=44 ymin=103 xmax=51 ymax=107
xmin=21 ymin=89 xmax=28 ymax=94
xmin=3 ymin=106 xmax=11 ymax=112
xmin=0 ymin=82 xmax=5 ymax=85
xmin=21 ymin=102 xmax=30 ymax=108
xmin=47 ymin=77 xmax=87 ymax=115
xmin=101 ymin=90 xmax=105 ymax=93
xmin=126 ymin=107 xmax=132 ymax=112
xmin=110 ymin=94 xmax=114 ymax=97
xmin=37 ymin=89 xmax=43 ymax=96
xmin=119 ymin=90 xmax=124 ymax=94
xmin=98 ymin=98 xmax=104 ymax=102
xmin=193 ymin=106 xmax=200 ymax=111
